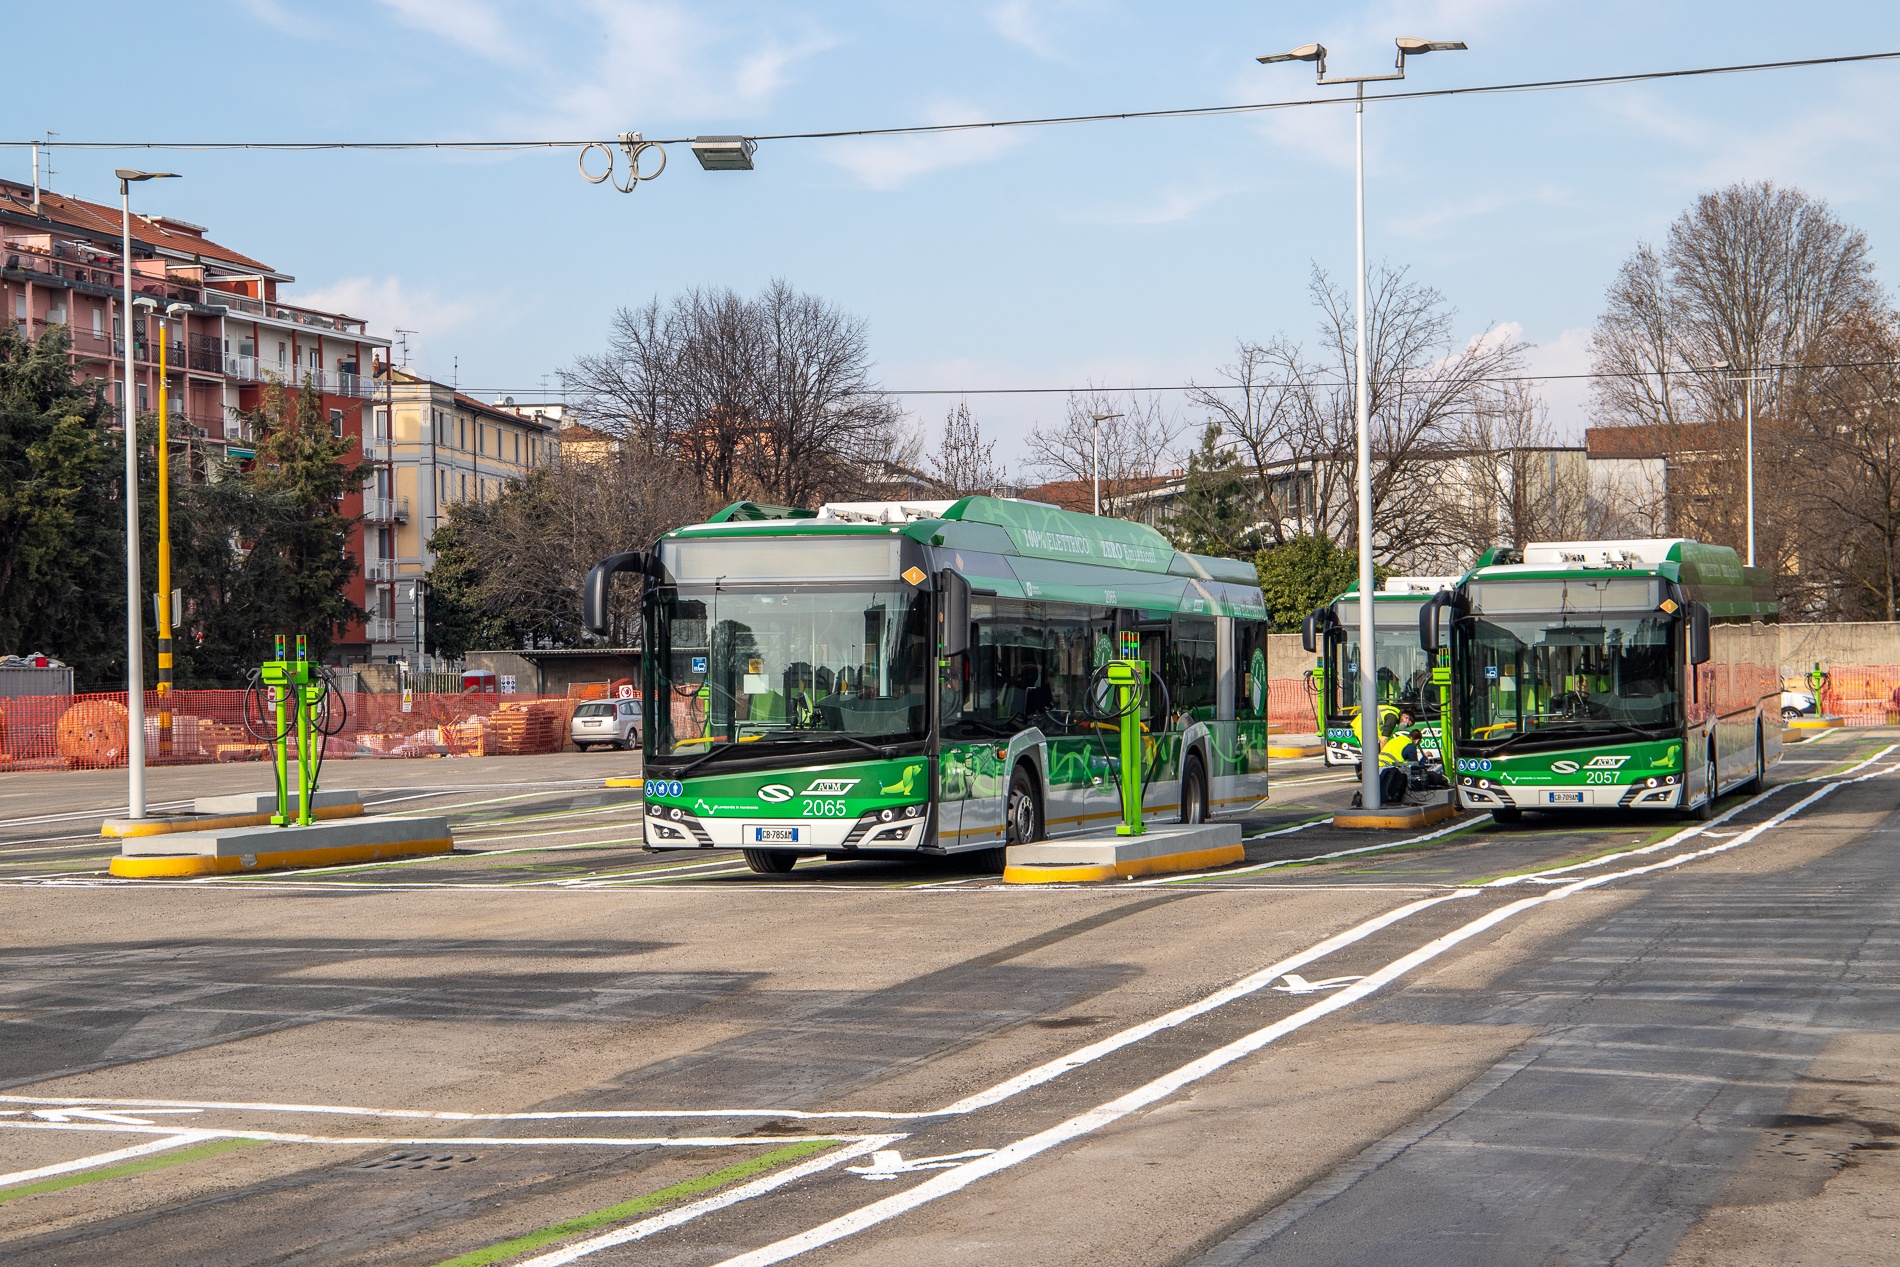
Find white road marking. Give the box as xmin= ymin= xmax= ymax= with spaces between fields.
xmin=512 ymin=1136 xmax=903 ymax=1267
xmin=1137 ymin=812 xmax=1492 ymax=887
xmin=844 ymin=1149 xmax=994 ymax=1180
xmin=30 ymin=1107 xmax=200 ymax=1126
xmin=0 ymin=1131 xmax=219 ymax=1189
xmin=0 ymin=1121 xmax=874 ymax=1148
xmin=1271 ymin=973 xmax=1364 ymax=994
xmin=699 ymin=758 xmax=1892 ymax=1267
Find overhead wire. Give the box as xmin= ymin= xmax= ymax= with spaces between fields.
xmin=4 ymin=49 xmax=1898 ymax=153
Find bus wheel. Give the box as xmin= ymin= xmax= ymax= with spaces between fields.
xmin=1492 ymin=806 xmax=1523 ymax=825
xmin=1006 ymin=765 xmax=1043 ymax=845
xmin=1688 ymin=744 xmax=1718 ymax=821
xmin=742 ymin=849 xmax=798 ymax=875
xmin=1180 ymin=754 xmax=1209 ymax=824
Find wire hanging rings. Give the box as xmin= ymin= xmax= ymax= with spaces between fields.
xmin=578 ymin=131 xmax=667 ymax=192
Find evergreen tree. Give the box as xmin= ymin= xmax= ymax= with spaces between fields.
xmin=1166 ymin=422 xmax=1255 ymax=558
xmin=231 ymin=380 xmax=362 ymax=664
xmin=1255 ymin=534 xmax=1386 ymax=632
xmin=0 ymin=324 xmax=125 ymax=685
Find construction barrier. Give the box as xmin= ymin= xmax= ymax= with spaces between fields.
xmin=0 ymin=690 xmax=612 ymax=771
xmin=1817 ymin=665 xmax=1900 ymax=728
xmin=1267 ymin=677 xmax=1321 ymax=734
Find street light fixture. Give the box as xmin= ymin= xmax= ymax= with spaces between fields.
xmin=116 ymin=168 xmax=179 ymax=820
xmin=1259 ymin=36 xmax=1465 ymax=812
xmin=1090 ymin=412 xmax=1122 ymax=516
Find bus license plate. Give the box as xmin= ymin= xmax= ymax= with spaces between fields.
xmin=1546 ymin=791 xmax=1584 ymax=804
xmin=748 ymin=825 xmax=805 ymax=844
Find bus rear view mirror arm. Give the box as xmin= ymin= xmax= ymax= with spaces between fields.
xmin=582 ymin=551 xmax=650 ymax=638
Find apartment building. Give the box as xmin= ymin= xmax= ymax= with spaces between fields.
xmin=0 ymin=177 xmax=391 ymax=659
xmin=372 ymin=370 xmax=556 ymax=657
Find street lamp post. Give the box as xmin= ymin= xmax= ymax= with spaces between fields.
xmin=1705 ymin=359 xmax=1774 ymax=568
xmin=1259 ymin=37 xmax=1465 ymax=811
xmin=1090 ymin=412 xmax=1122 ymax=516
xmin=116 ymin=168 xmax=179 ymax=820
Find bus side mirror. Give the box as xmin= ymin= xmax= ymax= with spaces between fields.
xmin=1301 ymin=610 xmax=1320 ymax=655
xmin=1688 ymin=601 xmax=1711 ymax=666
xmin=582 ymin=551 xmax=649 ymax=638
xmin=936 ymin=569 xmax=970 ymax=658
xmin=1419 ymin=595 xmax=1442 ymax=653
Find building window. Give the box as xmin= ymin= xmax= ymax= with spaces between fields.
xmin=91 ymin=307 xmax=103 ymax=336
xmin=513 ymin=432 xmax=520 ymax=464
xmin=460 ymin=471 xmax=467 ymax=499
xmin=138 ymin=384 xmax=149 ymax=412
xmin=309 ymin=348 xmax=320 ymax=371
xmin=330 ymin=408 xmax=343 ymax=437
xmin=277 ymin=341 xmax=287 ymax=367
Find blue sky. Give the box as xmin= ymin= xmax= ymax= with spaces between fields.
xmin=12 ymin=1 xmax=1900 ymax=464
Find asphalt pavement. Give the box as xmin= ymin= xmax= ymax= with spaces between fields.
xmin=1 ymin=734 xmax=1896 ymax=1265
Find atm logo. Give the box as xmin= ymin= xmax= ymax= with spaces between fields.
xmin=804 ymin=778 xmax=861 ymax=795
xmin=1584 ymin=755 xmax=1630 ymax=770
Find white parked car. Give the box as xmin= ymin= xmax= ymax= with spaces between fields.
xmin=1780 ymin=688 xmax=1817 ymax=721
xmin=571 ymin=698 xmax=642 ymax=750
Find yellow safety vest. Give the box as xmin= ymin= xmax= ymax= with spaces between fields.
xmin=1380 ymin=731 xmax=1418 ymax=768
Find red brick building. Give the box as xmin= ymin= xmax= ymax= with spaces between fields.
xmin=0 ymin=178 xmax=392 ymax=661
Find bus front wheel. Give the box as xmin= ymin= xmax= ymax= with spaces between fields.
xmin=1180 ymin=754 xmax=1209 ymax=824
xmin=1006 ymin=765 xmax=1043 ymax=845
xmin=742 ymin=849 xmax=798 ymax=875
xmin=1687 ymin=744 xmax=1719 ymax=821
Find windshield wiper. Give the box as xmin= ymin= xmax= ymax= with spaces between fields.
xmin=771 ymin=729 xmax=904 ymax=759
xmin=665 ymin=741 xmax=744 ymax=777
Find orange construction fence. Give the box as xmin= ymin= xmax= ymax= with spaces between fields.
xmin=0 ymin=689 xmax=619 ymax=772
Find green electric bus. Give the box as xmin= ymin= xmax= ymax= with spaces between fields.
xmin=1425 ymin=538 xmax=1780 ymax=822
xmin=584 ymin=496 xmax=1274 ymax=872
xmin=1302 ymin=577 xmax=1461 ymax=769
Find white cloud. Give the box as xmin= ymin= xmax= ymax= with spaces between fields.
xmin=985 ymin=0 xmax=1106 ymax=59
xmin=376 ymin=0 xmax=523 ymax=64
xmin=823 ymin=100 xmax=1028 ymax=190
xmin=231 ymin=0 xmax=320 ymax=37
xmin=1073 ymin=185 xmax=1228 ymax=226
xmin=290 ymin=277 xmax=482 ymax=376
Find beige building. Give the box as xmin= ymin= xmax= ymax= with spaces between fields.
xmin=367 ymin=369 xmax=556 ymax=657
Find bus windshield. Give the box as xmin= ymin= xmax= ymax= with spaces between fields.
xmin=1456 ymin=612 xmax=1677 ymax=745
xmin=652 ymin=585 xmax=930 ymax=758
xmin=1334 ymin=625 xmax=1439 ymax=717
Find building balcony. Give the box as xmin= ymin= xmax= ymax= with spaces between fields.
xmin=222 ymin=355 xmax=378 ymax=398
xmin=200 ymin=288 xmax=369 ymax=336
xmin=366 ymin=617 xmax=398 ymax=643
xmin=364 ymin=496 xmax=410 ymax=524
xmin=364 ymin=560 xmax=396 ymax=583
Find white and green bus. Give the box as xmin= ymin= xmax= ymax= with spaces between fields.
xmin=1426 ymin=538 xmax=1781 ymax=822
xmin=585 ymin=496 xmax=1274 ymax=873
xmin=1303 ymin=577 xmax=1461 ymax=768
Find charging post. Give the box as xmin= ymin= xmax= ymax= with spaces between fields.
xmin=1106 ymin=653 xmax=1148 ymax=837
xmin=259 ymin=634 xmax=320 ymax=827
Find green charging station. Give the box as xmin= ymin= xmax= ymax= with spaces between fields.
xmin=258 ymin=634 xmax=324 ymax=827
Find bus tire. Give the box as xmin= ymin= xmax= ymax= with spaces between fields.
xmin=1688 ymin=743 xmax=1718 ymax=821
xmin=742 ymin=849 xmax=798 ymax=875
xmin=1492 ymin=806 xmax=1522 ymax=825
xmin=1006 ymin=764 xmax=1043 ymax=845
xmin=1739 ymin=724 xmax=1765 ymax=794
xmin=1180 ymin=753 xmax=1209 ymax=824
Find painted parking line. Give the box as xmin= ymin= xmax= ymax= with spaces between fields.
xmin=706 ymin=762 xmax=1894 ymax=1267
xmin=0 ymin=1130 xmax=222 ymax=1191
xmin=0 ymin=1134 xmax=254 ymax=1204
xmin=511 ymin=1136 xmax=902 ymax=1267
xmin=1137 ymin=812 xmax=1493 ymax=887
xmin=432 ymin=1140 xmax=841 ymax=1267
xmin=0 ymin=1121 xmax=873 ymax=1148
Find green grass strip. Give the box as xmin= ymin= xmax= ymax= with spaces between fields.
xmin=431 ymin=1139 xmax=837 ymax=1267
xmin=0 ymin=1136 xmax=258 ymax=1204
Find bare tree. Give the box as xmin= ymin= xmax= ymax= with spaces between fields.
xmin=927 ymin=400 xmax=1003 ymax=496
xmin=561 ymin=280 xmax=909 ymax=510
xmin=1189 ymin=265 xmax=1527 ymax=565
xmin=1589 ymin=181 xmax=1881 ymax=562
xmin=1437 ymin=382 xmax=1608 ymax=559
xmin=1026 ymin=387 xmax=1184 ymax=516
